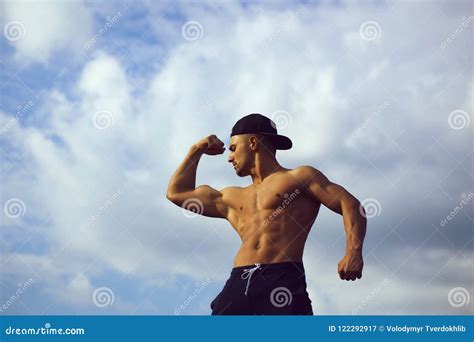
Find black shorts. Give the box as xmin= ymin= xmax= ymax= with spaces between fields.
xmin=210 ymin=261 xmax=313 ymax=315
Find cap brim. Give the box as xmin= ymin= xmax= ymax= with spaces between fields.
xmin=259 ymin=133 xmax=293 ymax=150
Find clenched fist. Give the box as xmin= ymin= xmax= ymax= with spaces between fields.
xmin=337 ymin=251 xmax=363 ymax=281
xmin=194 ymin=135 xmax=225 ymax=155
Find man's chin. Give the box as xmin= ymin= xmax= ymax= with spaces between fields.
xmin=235 ymin=169 xmax=245 ymax=177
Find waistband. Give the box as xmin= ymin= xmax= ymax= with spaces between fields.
xmin=230 ymin=261 xmax=305 ymax=277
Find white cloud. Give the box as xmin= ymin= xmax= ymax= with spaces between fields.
xmin=0 ymin=0 xmax=472 ymax=314
xmin=304 ymin=246 xmax=474 ymax=315
xmin=2 ymin=0 xmax=93 ymax=63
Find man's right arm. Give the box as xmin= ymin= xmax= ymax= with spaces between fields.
xmin=166 ymin=135 xmax=229 ymax=219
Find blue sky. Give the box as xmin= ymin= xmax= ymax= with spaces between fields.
xmin=0 ymin=0 xmax=472 ymax=315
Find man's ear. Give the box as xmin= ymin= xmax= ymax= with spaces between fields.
xmin=249 ymin=135 xmax=259 ymax=151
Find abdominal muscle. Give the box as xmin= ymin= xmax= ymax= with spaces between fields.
xmin=233 ymin=210 xmax=313 ymax=267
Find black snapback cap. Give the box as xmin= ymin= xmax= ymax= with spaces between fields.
xmin=230 ymin=113 xmax=292 ymax=150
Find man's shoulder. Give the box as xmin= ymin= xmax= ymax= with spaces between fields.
xmin=287 ymin=166 xmax=328 ymax=187
xmin=289 ymin=165 xmax=321 ymax=178
xmin=220 ymin=186 xmax=246 ymax=195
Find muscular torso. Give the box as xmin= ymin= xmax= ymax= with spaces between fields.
xmin=224 ymin=168 xmax=321 ymax=267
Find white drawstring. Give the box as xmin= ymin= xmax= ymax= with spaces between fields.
xmin=241 ymin=263 xmax=261 ymax=296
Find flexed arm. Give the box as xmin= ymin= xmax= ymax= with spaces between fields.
xmin=297 ymin=166 xmax=367 ymax=281
xmin=166 ymin=135 xmax=230 ymax=219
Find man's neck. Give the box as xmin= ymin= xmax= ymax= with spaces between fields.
xmin=250 ymin=154 xmax=284 ymax=185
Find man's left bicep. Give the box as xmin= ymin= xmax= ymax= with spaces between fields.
xmin=307 ymin=179 xmax=345 ymax=214
xmin=304 ymin=169 xmax=356 ymax=215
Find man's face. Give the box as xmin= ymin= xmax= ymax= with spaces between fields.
xmin=227 ymin=135 xmax=253 ymax=177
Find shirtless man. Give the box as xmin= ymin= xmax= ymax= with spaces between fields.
xmin=166 ymin=113 xmax=367 ymax=315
